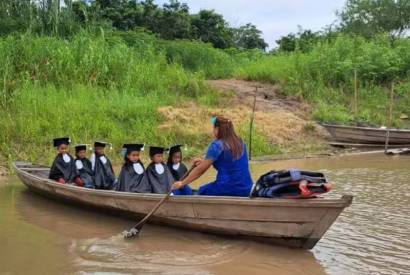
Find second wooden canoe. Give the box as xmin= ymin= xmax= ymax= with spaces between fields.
xmin=322 ymin=124 xmax=410 ymax=144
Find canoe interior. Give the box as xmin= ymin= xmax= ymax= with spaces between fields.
xmin=13 ymin=162 xmax=353 ymax=250
xmin=322 ymin=124 xmax=410 ymax=144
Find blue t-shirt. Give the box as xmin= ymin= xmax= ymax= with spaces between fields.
xmin=205 ymin=139 xmax=225 ymax=161
xmin=199 ymin=139 xmax=253 ymax=197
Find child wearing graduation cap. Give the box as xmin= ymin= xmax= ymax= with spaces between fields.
xmin=167 ymin=145 xmax=193 ymax=195
xmin=116 ymin=144 xmax=151 ymax=193
xmin=74 ymin=144 xmax=94 ymax=189
xmin=146 ymin=146 xmax=175 ymax=194
xmin=91 ymin=141 xmax=116 ymax=190
xmin=49 ymin=137 xmax=82 ymax=186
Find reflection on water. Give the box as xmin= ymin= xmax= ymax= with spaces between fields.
xmin=11 ymin=188 xmax=324 ymax=275
xmin=1 ymin=153 xmax=409 ymax=274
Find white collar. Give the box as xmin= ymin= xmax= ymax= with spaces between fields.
xmin=172 ymin=162 xmax=181 ymax=171
xmin=155 ymin=163 xmax=165 ymax=174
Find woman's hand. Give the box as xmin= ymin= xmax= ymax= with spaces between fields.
xmin=172 ymin=181 xmax=184 ymax=191
xmin=193 ymin=158 xmax=203 ymax=167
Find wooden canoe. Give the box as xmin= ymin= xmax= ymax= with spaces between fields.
xmin=322 ymin=124 xmax=410 ymax=144
xmin=13 ymin=162 xmax=353 ymax=250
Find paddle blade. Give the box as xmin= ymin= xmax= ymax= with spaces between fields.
xmin=123 ymin=228 xmax=140 ymax=239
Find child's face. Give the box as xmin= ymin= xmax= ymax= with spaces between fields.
xmin=57 ymin=144 xmax=69 ymax=154
xmin=151 ymin=154 xmax=163 ymax=163
xmin=172 ymin=152 xmax=182 ymax=164
xmin=127 ymin=151 xmax=140 ymax=163
xmin=95 ymin=146 xmax=105 ymax=155
xmin=76 ymin=150 xmax=87 ymax=159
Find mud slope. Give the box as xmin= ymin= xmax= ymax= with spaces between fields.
xmin=159 ymin=79 xmax=331 ymax=157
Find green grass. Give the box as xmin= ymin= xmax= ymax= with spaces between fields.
xmin=2 ymin=31 xmax=410 ymax=165
xmin=233 ymin=34 xmax=410 ymax=127
xmin=0 ymin=32 xmax=224 ymax=165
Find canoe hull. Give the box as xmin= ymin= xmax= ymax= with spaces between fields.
xmin=322 ymin=124 xmax=410 ymax=144
xmin=14 ymin=162 xmax=353 ymax=249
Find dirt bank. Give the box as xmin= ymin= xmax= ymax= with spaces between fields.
xmin=159 ymin=79 xmax=333 ymax=157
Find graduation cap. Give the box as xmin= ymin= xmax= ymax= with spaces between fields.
xmin=149 ymin=146 xmax=168 ymax=157
xmin=95 ymin=141 xmax=113 ymax=148
xmin=123 ymin=144 xmax=145 ymax=154
xmin=75 ymin=144 xmax=88 ymax=152
xmin=169 ymin=144 xmax=183 ymax=156
xmin=53 ymin=137 xmax=71 ymax=147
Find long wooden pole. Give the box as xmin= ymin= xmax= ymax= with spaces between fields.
xmin=249 ymin=86 xmax=258 ymax=161
xmin=354 ymin=70 xmax=358 ymax=118
xmin=123 ymin=165 xmax=196 ymax=238
xmin=385 ymin=81 xmax=395 ymax=154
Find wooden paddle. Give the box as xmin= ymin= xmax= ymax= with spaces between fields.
xmin=123 ymin=164 xmax=195 ymax=239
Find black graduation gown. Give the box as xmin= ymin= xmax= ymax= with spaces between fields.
xmin=49 ymin=153 xmax=79 ymax=182
xmin=92 ymin=153 xmax=116 ymax=190
xmin=75 ymin=158 xmax=94 ymax=186
xmin=146 ymin=162 xmax=174 ymax=194
xmin=116 ymin=162 xmax=151 ymax=193
xmin=168 ymin=162 xmax=188 ymax=181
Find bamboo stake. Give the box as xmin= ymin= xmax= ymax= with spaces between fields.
xmin=385 ymin=81 xmax=395 ymax=154
xmin=249 ymin=86 xmax=259 ymax=161
xmin=354 ymin=70 xmax=358 ymax=118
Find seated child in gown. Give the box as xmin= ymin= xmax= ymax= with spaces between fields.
xmin=116 ymin=143 xmax=151 ymax=193
xmin=146 ymin=146 xmax=174 ymax=194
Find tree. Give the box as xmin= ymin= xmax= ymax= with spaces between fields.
xmin=233 ymin=23 xmax=268 ymax=50
xmin=157 ymin=0 xmax=191 ymax=39
xmin=140 ymin=0 xmax=161 ymax=33
xmin=276 ymin=28 xmax=322 ymax=52
xmin=191 ymin=9 xmax=234 ymax=49
xmin=338 ymin=0 xmax=410 ymax=39
xmin=0 ymin=0 xmax=33 ymax=35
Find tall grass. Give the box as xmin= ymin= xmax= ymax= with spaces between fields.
xmin=0 ymin=84 xmax=194 ymax=164
xmin=235 ymin=34 xmax=410 ymax=126
xmin=0 ymin=32 xmax=220 ymax=164
xmin=3 ymin=31 xmax=410 ymax=165
xmin=161 ymin=40 xmax=237 ymax=79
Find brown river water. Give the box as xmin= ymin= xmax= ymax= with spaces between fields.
xmin=0 ymin=153 xmax=409 ymax=275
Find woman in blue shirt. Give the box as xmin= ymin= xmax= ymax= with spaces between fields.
xmin=172 ymin=116 xmax=253 ymax=197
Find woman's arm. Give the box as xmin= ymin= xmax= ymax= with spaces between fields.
xmin=172 ymin=159 xmax=213 ymax=190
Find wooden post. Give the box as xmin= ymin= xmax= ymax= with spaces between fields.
xmin=385 ymin=81 xmax=395 ymax=154
xmin=354 ymin=70 xmax=358 ymax=118
xmin=249 ymin=86 xmax=258 ymax=161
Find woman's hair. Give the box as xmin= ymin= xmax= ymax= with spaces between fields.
xmin=214 ymin=116 xmax=243 ymax=160
xmin=124 ymin=156 xmax=130 ymax=164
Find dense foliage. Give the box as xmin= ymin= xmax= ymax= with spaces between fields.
xmin=0 ymin=0 xmax=268 ymax=50
xmin=1 ymin=0 xmax=410 ymax=165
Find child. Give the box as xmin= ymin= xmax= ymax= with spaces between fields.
xmin=49 ymin=137 xmax=83 ymax=186
xmin=116 ymin=144 xmax=151 ymax=193
xmin=167 ymin=145 xmax=193 ymax=195
xmin=146 ymin=146 xmax=174 ymax=194
xmin=91 ymin=141 xmax=116 ymax=190
xmin=74 ymin=144 xmax=94 ymax=189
